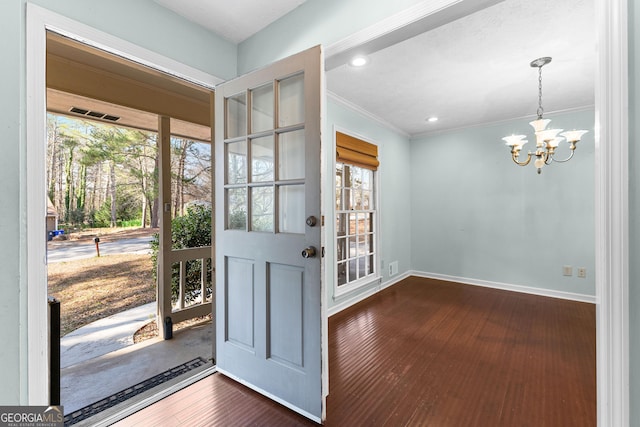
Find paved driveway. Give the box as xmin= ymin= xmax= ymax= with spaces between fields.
xmin=47 ymin=236 xmax=153 ymax=263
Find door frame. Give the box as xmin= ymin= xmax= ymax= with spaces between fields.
xmin=25 ymin=3 xmax=221 ymax=403
xmin=593 ymin=1 xmax=630 ymax=425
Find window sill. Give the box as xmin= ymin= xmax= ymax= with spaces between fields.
xmin=333 ymin=275 xmax=382 ymax=300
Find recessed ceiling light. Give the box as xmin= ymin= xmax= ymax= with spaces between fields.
xmin=349 ymin=55 xmax=369 ymax=67
xmin=427 ymin=117 xmax=439 ymax=123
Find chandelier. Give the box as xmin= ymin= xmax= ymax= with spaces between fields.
xmin=502 ymin=57 xmax=588 ymax=174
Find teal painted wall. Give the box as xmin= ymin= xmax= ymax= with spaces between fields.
xmin=30 ymin=0 xmax=237 ymax=80
xmin=410 ymin=110 xmax=596 ymax=298
xmin=628 ymin=0 xmax=639 ymax=423
xmin=325 ymin=98 xmax=412 ymax=310
xmin=237 ymin=0 xmax=426 ymax=74
xmin=0 ymin=0 xmax=25 ymax=404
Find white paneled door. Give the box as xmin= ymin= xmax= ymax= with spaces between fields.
xmin=214 ymin=46 xmax=324 ymax=422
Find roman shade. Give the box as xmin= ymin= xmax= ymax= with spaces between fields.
xmin=336 ymin=131 xmax=379 ymax=170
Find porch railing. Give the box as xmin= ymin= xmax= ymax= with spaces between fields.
xmin=161 ymin=246 xmax=213 ymax=325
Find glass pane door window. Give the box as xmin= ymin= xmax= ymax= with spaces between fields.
xmin=336 ymin=162 xmax=376 ymax=287
xmin=224 ymin=73 xmax=306 ymax=233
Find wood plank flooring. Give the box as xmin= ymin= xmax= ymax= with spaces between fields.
xmin=114 ymin=277 xmax=596 ymax=426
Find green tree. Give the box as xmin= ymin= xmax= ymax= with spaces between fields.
xmin=91 ymin=188 xmax=141 ymax=227
xmin=46 ymin=115 xmax=162 ymax=230
xmin=85 ymin=126 xmax=132 ymax=227
xmin=150 ymin=204 xmax=212 ymax=304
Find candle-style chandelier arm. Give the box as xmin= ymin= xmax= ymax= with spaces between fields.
xmin=503 ymin=134 xmax=533 ymax=165
xmin=511 ymin=149 xmax=533 ymax=166
xmin=548 ymin=147 xmax=576 ymax=163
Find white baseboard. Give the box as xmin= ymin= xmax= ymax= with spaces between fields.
xmin=328 ymin=270 xmax=595 ymax=318
xmin=411 ymin=271 xmax=596 ymax=304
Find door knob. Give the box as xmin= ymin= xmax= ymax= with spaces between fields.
xmin=306 ymin=216 xmax=317 ymax=227
xmin=301 ymin=246 xmax=317 ymax=259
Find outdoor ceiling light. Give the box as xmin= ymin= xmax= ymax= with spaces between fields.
xmin=502 ymin=57 xmax=588 ymax=174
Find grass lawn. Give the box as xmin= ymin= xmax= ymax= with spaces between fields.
xmin=48 ymin=253 xmax=156 ymax=336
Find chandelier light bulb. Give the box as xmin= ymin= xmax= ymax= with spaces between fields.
xmin=560 ymin=130 xmax=588 ymax=143
xmin=547 ymin=137 xmax=563 ymax=148
xmin=529 ymin=118 xmax=551 ymax=132
xmin=536 ymin=128 xmax=563 ymax=143
xmin=503 ymin=134 xmax=527 ymax=147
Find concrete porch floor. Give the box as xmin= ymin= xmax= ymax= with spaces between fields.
xmin=61 ymin=315 xmax=214 ymax=426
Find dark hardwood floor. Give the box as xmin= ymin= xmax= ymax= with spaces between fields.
xmin=114 ymin=277 xmax=596 ymax=426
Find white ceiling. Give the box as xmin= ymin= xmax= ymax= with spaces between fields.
xmin=159 ymin=0 xmax=595 ymax=137
xmin=326 ymin=0 xmax=595 ymax=136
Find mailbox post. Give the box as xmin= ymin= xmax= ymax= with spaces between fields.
xmin=93 ymin=237 xmax=100 ymax=257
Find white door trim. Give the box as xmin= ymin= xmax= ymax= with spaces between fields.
xmin=324 ymin=0 xmax=630 ymax=425
xmin=25 ymin=3 xmax=221 ymax=403
xmin=595 ymin=0 xmax=629 ymax=425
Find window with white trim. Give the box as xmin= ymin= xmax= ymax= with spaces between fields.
xmin=335 ymin=131 xmax=379 ymax=290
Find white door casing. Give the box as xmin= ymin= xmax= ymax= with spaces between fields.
xmin=25 ymin=3 xmax=220 ymax=405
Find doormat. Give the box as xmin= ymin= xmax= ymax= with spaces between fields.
xmin=64 ymin=357 xmax=208 ymax=426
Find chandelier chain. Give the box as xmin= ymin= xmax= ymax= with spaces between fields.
xmin=537 ymin=66 xmax=544 ymax=119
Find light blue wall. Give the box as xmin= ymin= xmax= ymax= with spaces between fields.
xmin=238 ymin=0 xmax=426 ymax=74
xmin=0 ymin=0 xmax=25 ymax=404
xmin=628 ymin=0 xmax=639 ymax=422
xmin=30 ymin=0 xmax=237 ymax=80
xmin=325 ymin=98 xmax=412 ymax=311
xmin=410 ymin=110 xmax=596 ymax=298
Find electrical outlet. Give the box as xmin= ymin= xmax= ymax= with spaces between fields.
xmin=577 ymin=267 xmax=586 ymax=278
xmin=389 ymin=261 xmax=398 ymax=276
xmin=563 ymin=265 xmax=572 ymax=276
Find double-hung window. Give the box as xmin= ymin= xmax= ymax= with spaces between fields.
xmin=335 ymin=131 xmax=379 ymax=293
